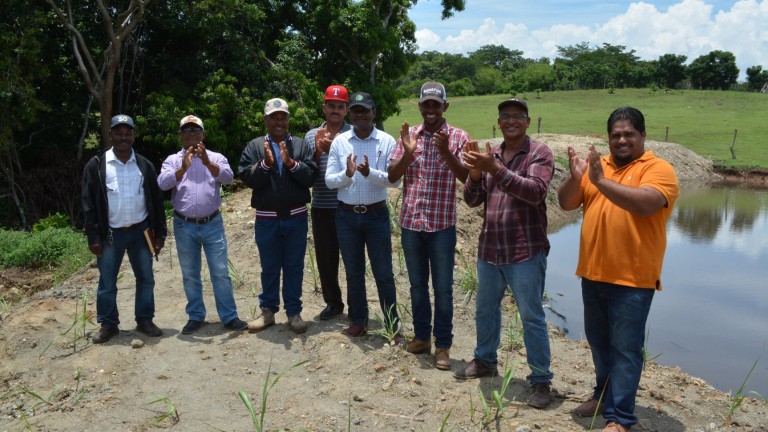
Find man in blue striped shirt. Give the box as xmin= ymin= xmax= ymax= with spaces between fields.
xmin=305 ymin=85 xmax=352 ymax=320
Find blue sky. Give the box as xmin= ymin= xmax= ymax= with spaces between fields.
xmin=410 ymin=0 xmax=767 ymax=80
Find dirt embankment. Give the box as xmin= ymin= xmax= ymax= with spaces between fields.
xmin=1 ymin=135 xmax=766 ymax=432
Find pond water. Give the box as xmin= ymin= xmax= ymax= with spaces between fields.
xmin=545 ymin=186 xmax=768 ymax=398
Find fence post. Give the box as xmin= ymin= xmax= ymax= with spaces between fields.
xmin=665 ymin=126 xmax=669 ymax=142
xmin=492 ymin=125 xmax=496 ymax=138
xmin=537 ymin=117 xmax=542 ymax=134
xmin=730 ymin=129 xmax=738 ymax=159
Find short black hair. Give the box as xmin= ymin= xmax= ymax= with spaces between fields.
xmin=607 ymin=107 xmax=645 ymax=134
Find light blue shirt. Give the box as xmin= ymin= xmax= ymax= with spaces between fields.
xmin=325 ymin=127 xmax=400 ymax=205
xmin=104 ymin=148 xmax=148 ymax=228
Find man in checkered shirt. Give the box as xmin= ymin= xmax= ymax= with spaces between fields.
xmin=454 ymin=98 xmax=555 ymax=410
xmin=388 ymin=82 xmax=471 ymax=371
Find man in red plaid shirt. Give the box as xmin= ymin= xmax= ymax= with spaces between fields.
xmin=388 ymin=82 xmax=472 ymax=371
xmin=454 ymin=98 xmax=555 ymax=410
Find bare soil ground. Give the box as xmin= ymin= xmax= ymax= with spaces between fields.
xmin=1 ymin=134 xmax=766 ymax=432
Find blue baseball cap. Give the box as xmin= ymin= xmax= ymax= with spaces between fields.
xmin=110 ymin=114 xmax=135 ymax=129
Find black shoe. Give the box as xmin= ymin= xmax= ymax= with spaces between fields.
xmin=182 ymin=320 xmax=204 ymax=334
xmin=92 ymin=325 xmax=119 ymax=344
xmin=319 ymin=304 xmax=344 ymax=320
xmin=224 ymin=318 xmax=248 ymax=331
xmin=136 ymin=320 xmax=163 ymax=337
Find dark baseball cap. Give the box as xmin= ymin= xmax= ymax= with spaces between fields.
xmin=110 ymin=114 xmax=135 ymax=129
xmin=348 ymin=92 xmax=375 ymax=110
xmin=419 ymin=81 xmax=447 ymax=103
xmin=498 ymin=98 xmax=528 ymax=115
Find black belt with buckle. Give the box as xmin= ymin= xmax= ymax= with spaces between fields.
xmin=111 ymin=219 xmax=148 ymax=231
xmin=174 ymin=210 xmax=219 ymax=224
xmin=337 ymin=200 xmax=386 ymax=214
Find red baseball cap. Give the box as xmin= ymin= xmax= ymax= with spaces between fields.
xmin=324 ymin=85 xmax=349 ymax=103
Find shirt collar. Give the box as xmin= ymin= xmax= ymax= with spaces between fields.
xmin=352 ymin=126 xmax=378 ymax=141
xmin=606 ymin=150 xmax=655 ymax=169
xmin=497 ymin=136 xmax=531 ymax=157
xmin=266 ymin=133 xmax=292 ymax=145
xmin=415 ymin=119 xmax=449 ymax=137
xmin=105 ymin=148 xmax=136 ymax=164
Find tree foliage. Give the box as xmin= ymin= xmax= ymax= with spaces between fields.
xmin=653 ymin=54 xmax=688 ymax=89
xmin=746 ymin=66 xmax=768 ymax=92
xmin=3 ymin=0 xmax=761 ymax=230
xmin=688 ymin=50 xmax=739 ymax=90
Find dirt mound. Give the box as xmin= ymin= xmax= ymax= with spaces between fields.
xmin=2 ymin=135 xmax=765 ymax=431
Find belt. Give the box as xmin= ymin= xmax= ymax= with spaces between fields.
xmin=111 ymin=219 xmax=147 ymax=231
xmin=174 ymin=210 xmax=219 ymax=224
xmin=337 ymin=200 xmax=387 ymax=214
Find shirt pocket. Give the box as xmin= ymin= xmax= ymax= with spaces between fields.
xmin=106 ymin=178 xmax=120 ymax=197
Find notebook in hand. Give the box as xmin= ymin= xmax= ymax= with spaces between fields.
xmin=143 ymin=228 xmax=158 ymax=261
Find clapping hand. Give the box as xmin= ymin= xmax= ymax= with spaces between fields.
xmin=279 ymin=141 xmax=296 ymax=169
xmin=315 ymin=125 xmax=332 ymax=154
xmin=263 ymin=142 xmax=275 ymax=168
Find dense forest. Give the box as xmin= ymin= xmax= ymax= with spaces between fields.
xmin=2 ymin=0 xmax=767 ymax=230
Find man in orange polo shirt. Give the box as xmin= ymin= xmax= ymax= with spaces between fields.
xmin=558 ymin=107 xmax=679 ymax=432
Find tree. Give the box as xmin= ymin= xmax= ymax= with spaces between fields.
xmin=469 ymin=45 xmax=524 ymax=69
xmin=688 ymin=50 xmax=739 ymax=90
xmin=473 ymin=67 xmax=504 ymax=95
xmin=653 ymin=54 xmax=688 ymax=89
xmin=746 ymin=66 xmax=768 ymax=92
xmin=513 ymin=63 xmax=557 ymax=92
xmin=0 ymin=5 xmax=50 ymax=227
xmin=295 ymin=0 xmax=464 ymax=126
xmin=46 ymin=0 xmax=152 ymax=149
xmin=555 ymin=42 xmax=646 ymax=89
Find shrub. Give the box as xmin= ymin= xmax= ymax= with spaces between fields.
xmin=33 ymin=213 xmax=71 ymax=232
xmin=0 ymin=228 xmax=87 ymax=268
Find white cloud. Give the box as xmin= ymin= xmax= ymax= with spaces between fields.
xmin=414 ymin=0 xmax=768 ymax=80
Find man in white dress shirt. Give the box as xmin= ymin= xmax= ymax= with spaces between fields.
xmin=325 ymin=92 xmax=402 ymax=341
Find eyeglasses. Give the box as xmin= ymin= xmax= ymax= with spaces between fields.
xmin=499 ymin=113 xmax=528 ymax=121
xmin=181 ymin=127 xmax=203 ymax=134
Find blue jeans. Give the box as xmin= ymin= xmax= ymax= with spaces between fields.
xmin=336 ymin=206 xmax=399 ymax=329
xmin=174 ymin=214 xmax=239 ymax=324
xmin=96 ymin=221 xmax=155 ymax=326
xmin=401 ymin=226 xmax=455 ymax=348
xmin=254 ymin=214 xmax=308 ymax=316
xmin=474 ymin=251 xmax=552 ymax=384
xmin=582 ymin=278 xmax=654 ymax=428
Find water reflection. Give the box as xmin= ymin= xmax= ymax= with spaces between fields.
xmin=547 ymin=186 xmax=768 ymax=397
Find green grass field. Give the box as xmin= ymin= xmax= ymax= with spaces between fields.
xmin=382 ymin=89 xmax=768 ymax=169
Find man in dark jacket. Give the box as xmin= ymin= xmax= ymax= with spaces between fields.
xmin=81 ymin=114 xmax=168 ymax=344
xmin=238 ymin=98 xmax=318 ymax=334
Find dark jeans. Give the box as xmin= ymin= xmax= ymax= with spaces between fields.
xmin=335 ymin=206 xmax=399 ymax=329
xmin=582 ymin=278 xmax=655 ymax=428
xmin=96 ymin=220 xmax=155 ymax=326
xmin=311 ymin=207 xmax=344 ymax=309
xmin=254 ymin=214 xmax=308 ymax=316
xmin=401 ymin=226 xmax=455 ymax=348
